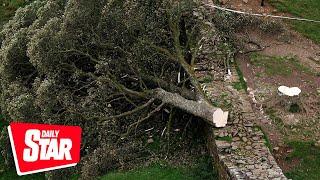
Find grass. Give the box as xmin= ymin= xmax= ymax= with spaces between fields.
xmin=254 ymin=126 xmax=272 ymax=150
xmin=215 ymin=136 xmax=232 ymax=143
xmin=233 ymin=61 xmax=247 ymax=91
xmin=0 ymin=166 xmax=45 ymax=180
xmin=101 ymin=156 xmax=218 ymax=180
xmin=250 ymin=53 xmax=312 ymax=77
xmin=0 ymin=114 xmax=45 ymax=179
xmin=285 ymin=141 xmax=320 ymax=180
xmin=270 ymin=0 xmax=320 ymax=44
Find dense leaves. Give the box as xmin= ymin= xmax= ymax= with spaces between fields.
xmin=0 ymin=0 xmax=204 ymax=178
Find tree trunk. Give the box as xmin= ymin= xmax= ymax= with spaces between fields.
xmin=153 ymin=88 xmax=228 ymax=127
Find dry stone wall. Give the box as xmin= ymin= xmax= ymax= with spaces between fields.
xmin=195 ymin=1 xmax=288 ymax=179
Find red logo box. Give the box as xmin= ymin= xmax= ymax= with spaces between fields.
xmin=8 ymin=122 xmax=82 ymax=176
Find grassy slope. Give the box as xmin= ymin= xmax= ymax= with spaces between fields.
xmin=102 ymin=157 xmax=218 ymax=180
xmin=285 ymin=142 xmax=320 ymax=180
xmin=270 ymin=0 xmax=320 ymax=44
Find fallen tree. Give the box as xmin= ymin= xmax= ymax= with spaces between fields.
xmin=0 ymin=0 xmax=228 ymax=178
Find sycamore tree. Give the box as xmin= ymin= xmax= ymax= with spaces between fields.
xmin=0 ymin=0 xmax=229 ymax=178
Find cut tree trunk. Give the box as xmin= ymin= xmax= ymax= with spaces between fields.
xmin=153 ymin=88 xmax=228 ymax=127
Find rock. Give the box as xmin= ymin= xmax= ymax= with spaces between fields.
xmin=273 ymin=147 xmax=280 ymax=151
xmin=252 ymin=136 xmax=260 ymax=141
xmin=244 ymin=123 xmax=254 ymax=127
xmin=231 ymin=145 xmax=238 ymax=150
xmin=233 ymin=137 xmax=241 ymax=141
xmin=237 ymin=160 xmax=246 ymax=164
xmin=216 ymin=140 xmax=231 ymax=149
xmin=242 ymin=137 xmax=248 ymax=142
xmin=147 ymin=138 xmax=154 ymax=144
xmin=243 ymin=0 xmax=248 ymax=3
xmin=245 ymin=146 xmax=252 ymax=150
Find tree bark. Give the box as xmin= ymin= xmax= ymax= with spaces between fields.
xmin=152 ymin=88 xmax=228 ymax=127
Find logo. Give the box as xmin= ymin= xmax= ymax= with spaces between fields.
xmin=8 ymin=122 xmax=82 ymax=176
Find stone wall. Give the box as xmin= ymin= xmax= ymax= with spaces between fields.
xmin=195 ymin=1 xmax=288 ymax=179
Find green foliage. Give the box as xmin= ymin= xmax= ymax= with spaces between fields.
xmin=285 ymin=141 xmax=320 ymax=180
xmin=270 ymin=0 xmax=320 ymax=44
xmin=0 ymin=0 xmax=208 ymax=178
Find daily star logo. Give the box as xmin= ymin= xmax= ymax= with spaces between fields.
xmin=8 ymin=122 xmax=82 ymax=176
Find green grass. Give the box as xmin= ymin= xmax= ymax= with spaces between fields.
xmin=101 ymin=157 xmax=218 ymax=180
xmin=0 ymin=114 xmax=45 ymax=179
xmin=270 ymin=0 xmax=320 ymax=44
xmin=250 ymin=53 xmax=312 ymax=77
xmin=215 ymin=136 xmax=232 ymax=143
xmin=233 ymin=61 xmax=247 ymax=91
xmin=285 ymin=141 xmax=320 ymax=180
xmin=0 ymin=166 xmax=45 ymax=180
xmin=0 ymin=0 xmax=31 ymax=27
xmin=254 ymin=126 xmax=272 ymax=150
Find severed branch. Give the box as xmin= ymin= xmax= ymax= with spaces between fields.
xmin=152 ymin=88 xmax=228 ymax=127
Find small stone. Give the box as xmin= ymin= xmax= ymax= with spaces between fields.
xmin=246 ymin=165 xmax=255 ymax=169
xmin=245 ymin=123 xmax=254 ymax=127
xmin=216 ymin=140 xmax=231 ymax=149
xmin=243 ymin=0 xmax=248 ymax=4
xmin=147 ymin=138 xmax=154 ymax=144
xmin=273 ymin=147 xmax=280 ymax=151
xmin=237 ymin=160 xmax=246 ymax=164
xmin=242 ymin=137 xmax=248 ymax=142
xmin=245 ymin=146 xmax=252 ymax=150
xmin=233 ymin=137 xmax=241 ymax=141
xmin=253 ymin=136 xmax=260 ymax=141
xmin=232 ymin=145 xmax=238 ymax=150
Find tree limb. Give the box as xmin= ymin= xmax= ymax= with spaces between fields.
xmin=152 ymin=88 xmax=228 ymax=127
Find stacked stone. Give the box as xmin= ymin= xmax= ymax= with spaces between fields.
xmin=193 ymin=2 xmax=288 ymax=179
xmin=196 ymin=64 xmax=287 ymax=179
